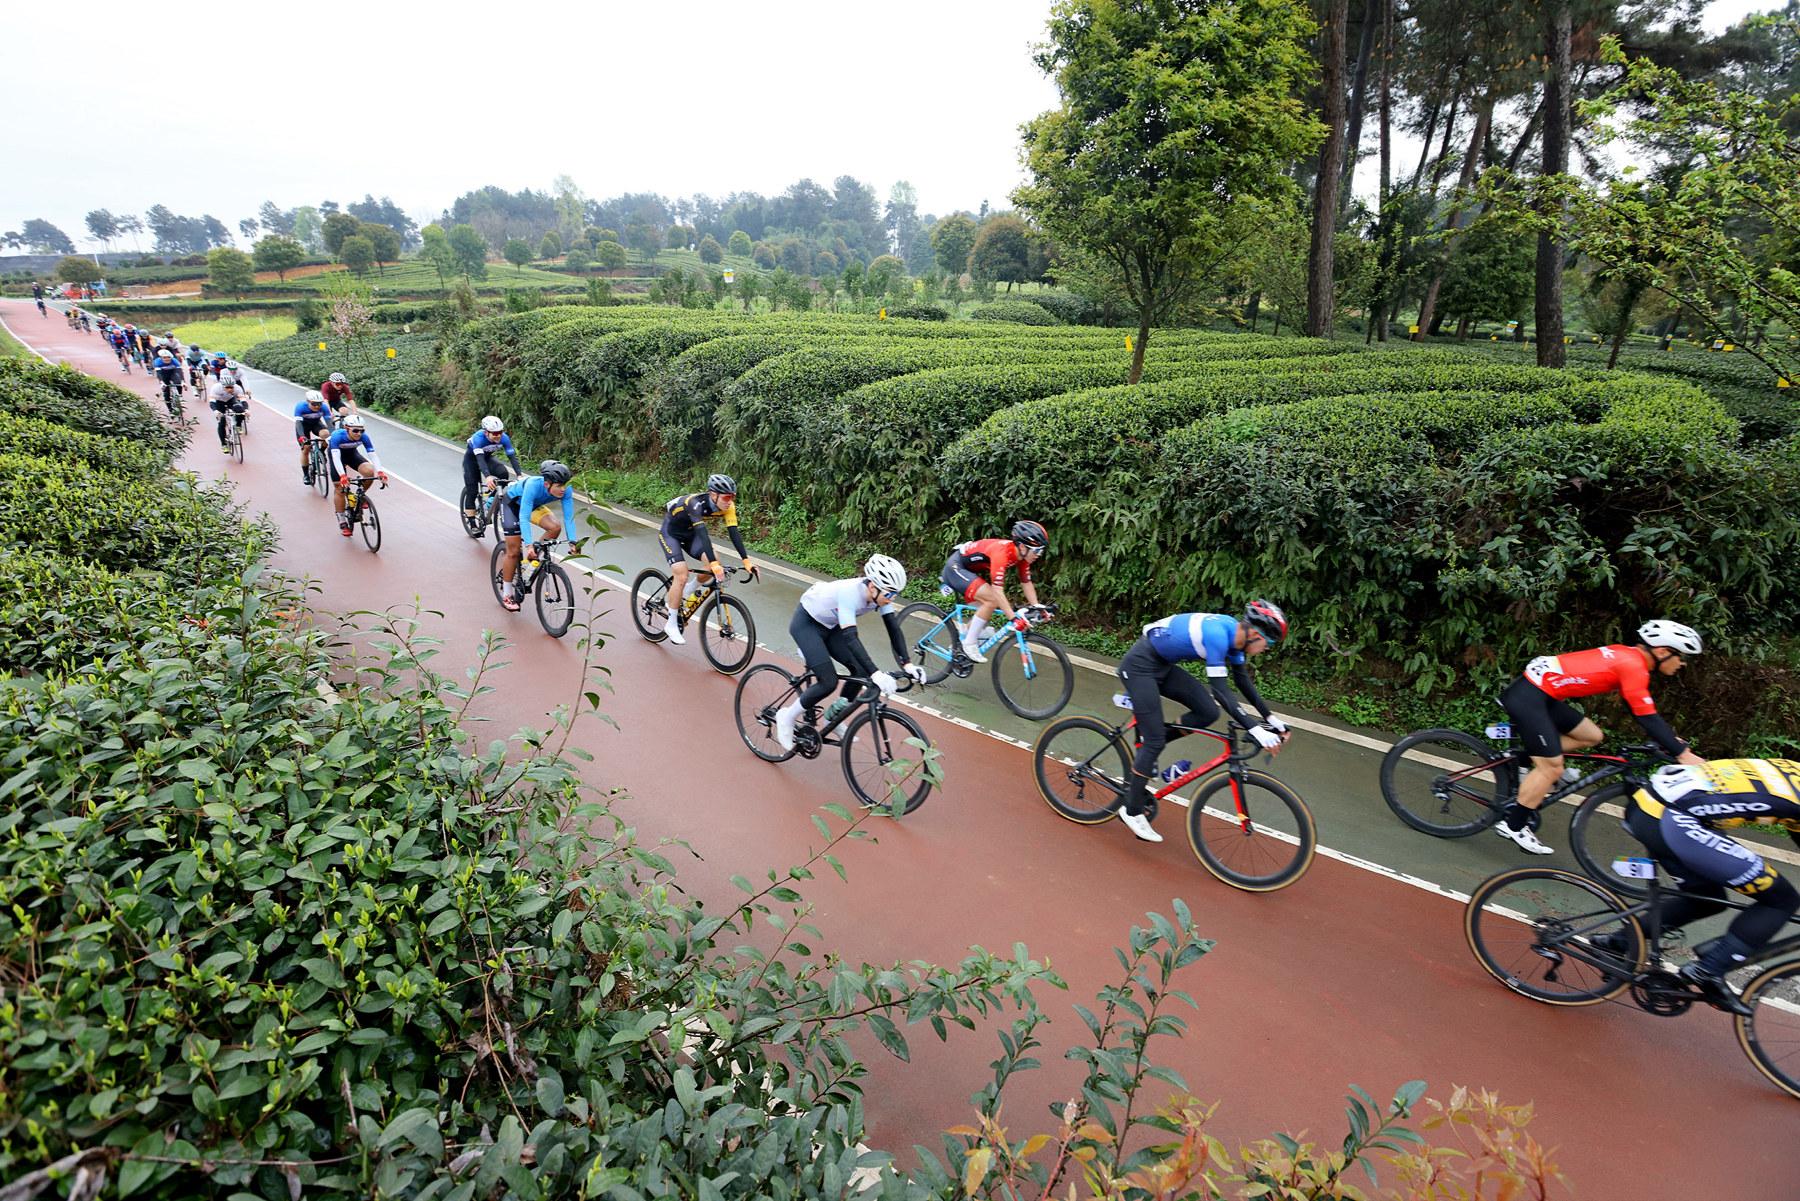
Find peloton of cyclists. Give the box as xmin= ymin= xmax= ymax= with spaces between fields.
xmin=940 ymin=520 xmax=1049 ymax=663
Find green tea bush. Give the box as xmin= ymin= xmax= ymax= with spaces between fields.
xmin=885 ymin=304 xmax=950 ymax=321
xmin=1022 ymin=292 xmax=1097 ymax=325
xmin=0 ymin=358 xmax=182 ymax=455
xmin=242 ymin=332 xmax=444 ymax=410
xmin=0 ymin=411 xmax=167 ymax=478
xmin=970 ymin=300 xmax=1060 ymax=325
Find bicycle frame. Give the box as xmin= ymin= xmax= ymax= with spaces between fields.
xmin=1439 ymin=743 xmax=1661 ymax=810
xmin=1537 ymin=874 xmax=1800 ymax=982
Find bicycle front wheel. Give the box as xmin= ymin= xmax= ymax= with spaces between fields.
xmin=1032 ymin=716 xmax=1129 ymax=824
xmin=488 ymin=542 xmax=511 ymax=610
xmin=1379 ymin=728 xmax=1513 ymax=837
xmin=1463 ymin=867 xmax=1641 ymax=1005
xmin=841 ymin=707 xmax=933 ymax=815
xmin=896 ymin=602 xmax=956 ymax=685
xmin=734 ymin=663 xmax=800 ymax=763
xmin=230 ymin=426 xmax=244 ymax=464
xmin=698 ymin=592 xmax=756 ymax=675
xmin=1186 ymin=771 xmax=1315 ymax=891
xmin=1739 ymin=961 xmax=1800 ymax=1101
xmin=629 ymin=568 xmax=671 ymax=643
xmin=1569 ymin=784 xmax=1662 ymax=899
xmin=535 ymin=563 xmax=576 ymax=638
xmin=359 ymin=498 xmax=381 ymax=553
xmin=313 ymin=451 xmax=330 ymax=498
xmin=991 ymin=631 xmax=1074 ymax=721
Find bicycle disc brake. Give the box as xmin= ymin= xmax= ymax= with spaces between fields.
xmin=795 ymin=726 xmax=823 ymax=760
xmin=1632 ymin=970 xmax=1695 ymax=1017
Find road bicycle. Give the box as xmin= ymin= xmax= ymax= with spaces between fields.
xmin=896 ymin=597 xmax=1073 ymax=720
xmin=340 ymin=475 xmax=386 ymax=553
xmin=1464 ymin=861 xmax=1800 ymax=1100
xmin=1378 ymin=722 xmax=1673 ymax=890
xmin=460 ymin=474 xmax=507 ymax=543
xmin=305 ymin=436 xmax=331 ymax=499
xmin=630 ymin=565 xmax=758 ymax=675
xmin=1032 ymin=696 xmax=1315 ymax=891
xmin=158 ymin=376 xmax=185 ymax=419
xmin=221 ymin=407 xmax=246 ymax=463
xmin=488 ymin=538 xmax=579 ymax=639
xmin=734 ymin=666 xmax=933 ymax=814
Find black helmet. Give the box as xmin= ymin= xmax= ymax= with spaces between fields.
xmin=706 ymin=472 xmax=737 ymax=496
xmin=1010 ymin=519 xmax=1048 ymax=550
xmin=540 ymin=460 xmax=572 ymax=485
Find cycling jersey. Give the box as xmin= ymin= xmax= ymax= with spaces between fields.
xmin=151 ymin=357 xmax=183 ymax=380
xmin=1142 ymin=613 xmax=1247 ymax=675
xmin=326 ymin=428 xmax=381 ymax=475
xmin=661 ymin=491 xmax=749 ymax=563
xmin=320 ymin=380 xmax=355 ymax=409
xmin=949 ymin=538 xmax=1031 ymax=587
xmin=801 ymin=577 xmax=897 ymax=629
xmin=1635 ymin=759 xmax=1800 ymax=832
xmin=184 ymin=346 xmax=205 ymax=365
xmin=505 ymin=475 xmax=575 ymax=548
xmin=1519 ymin=643 xmax=1685 ymax=756
xmin=293 ymin=400 xmax=331 ymax=435
xmin=466 ymin=430 xmax=517 ymax=459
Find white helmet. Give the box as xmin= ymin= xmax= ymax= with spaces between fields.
xmin=862 ymin=553 xmax=907 ymax=595
xmin=330 ymin=372 xmax=347 ymax=384
xmin=1638 ymin=619 xmax=1702 ymax=656
xmin=481 ymin=415 xmax=505 ymax=434
xmin=303 ymin=389 xmax=323 ymax=405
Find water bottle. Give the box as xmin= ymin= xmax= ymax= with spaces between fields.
xmin=824 ymin=698 xmax=852 ymax=724
xmin=1159 ymin=760 xmax=1192 ymax=784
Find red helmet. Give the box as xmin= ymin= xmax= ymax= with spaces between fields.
xmin=1244 ymin=600 xmax=1288 ymax=643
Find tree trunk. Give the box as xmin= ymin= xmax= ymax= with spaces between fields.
xmin=1502 ymin=99 xmax=1546 ymax=173
xmin=1409 ymin=61 xmax=1452 ymax=191
xmin=1378 ymin=0 xmax=1392 ymax=206
xmin=1246 ymin=290 xmax=1262 ymax=332
xmin=1307 ymin=0 xmax=1351 ymax=337
xmin=1130 ymin=305 xmax=1151 ymax=384
xmin=1413 ymin=95 xmax=1494 ymax=339
xmin=1338 ymin=0 xmax=1381 ymax=215
xmin=1536 ymin=1 xmax=1572 ymax=367
xmin=1426 ymin=70 xmax=1466 ymax=195
xmin=1456 ymin=315 xmax=1471 ymax=339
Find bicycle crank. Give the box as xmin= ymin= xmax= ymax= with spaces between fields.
xmin=1632 ymin=970 xmax=1696 ymax=1017
xmin=795 ymin=725 xmax=823 ymax=760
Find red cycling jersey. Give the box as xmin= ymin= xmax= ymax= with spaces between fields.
xmin=320 ymin=380 xmax=355 ymax=407
xmin=953 ymin=538 xmax=1031 ymax=587
xmin=1525 ymin=644 xmax=1657 ymax=716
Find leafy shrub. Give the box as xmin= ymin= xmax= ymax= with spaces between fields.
xmin=885 ymin=303 xmax=949 ymax=321
xmin=241 ymin=332 xmax=444 ymax=410
xmin=1023 ymin=291 xmax=1096 ymax=325
xmin=970 ymin=300 xmax=1059 ymax=325
xmin=0 ymin=358 xmax=181 ymax=454
xmin=294 ymin=296 xmax=323 ymax=331
xmin=0 ymin=411 xmax=167 ymax=478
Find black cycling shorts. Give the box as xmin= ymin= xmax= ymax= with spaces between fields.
xmin=1499 ymin=676 xmax=1585 ymax=759
xmin=658 ymin=519 xmax=713 ymax=566
xmin=329 ymin=445 xmax=369 ymax=482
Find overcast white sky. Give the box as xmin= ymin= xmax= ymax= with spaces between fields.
xmin=0 ymin=0 xmax=1777 ymax=250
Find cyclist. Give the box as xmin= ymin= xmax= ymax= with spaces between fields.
xmin=209 ymin=351 xmax=229 ymax=379
xmin=327 ymin=415 xmax=387 ymax=535
xmin=320 ymin=371 xmax=356 ymax=416
xmin=293 ymin=390 xmax=333 ymax=486
xmin=461 ymin=415 xmax=522 ymax=519
xmin=134 ymin=326 xmax=157 ymax=363
xmin=224 ymin=359 xmax=251 ymax=398
xmin=773 ymin=554 xmax=927 ymax=751
xmin=1113 ymin=601 xmax=1292 ymax=843
xmin=107 ymin=324 xmax=132 ymax=372
xmin=1623 ymin=759 xmax=1800 ymax=1015
xmin=208 ymin=376 xmax=250 ymax=453
xmin=1495 ymin=620 xmax=1707 ymax=855
xmin=939 ymin=520 xmax=1048 ymax=664
xmin=496 ymin=460 xmax=576 ymax=611
xmin=657 ymin=473 xmax=756 ymax=644
xmin=151 ymin=348 xmax=185 ymax=409
xmin=184 ymin=342 xmax=207 ymax=387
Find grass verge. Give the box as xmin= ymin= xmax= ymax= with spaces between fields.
xmin=173 ymin=315 xmax=298 ymax=356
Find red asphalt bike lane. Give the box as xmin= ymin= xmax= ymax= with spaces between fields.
xmin=10 ymin=303 xmax=1792 ymax=1197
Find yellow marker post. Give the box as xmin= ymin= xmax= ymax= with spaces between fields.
xmin=317 ymin=341 xmax=327 ymax=351
xmin=1490 ymin=334 xmax=1498 ymax=341
xmin=722 ymin=269 xmax=734 ymax=285
xmin=1724 ymin=343 xmax=1736 ymax=352
xmin=1125 ymin=335 xmax=1134 ymax=353
xmin=1780 ymin=378 xmax=1792 ymax=389
xmin=386 ymin=347 xmax=396 ymax=359
xmin=878 ymin=308 xmax=886 ymax=320
xmin=1408 ymin=324 xmax=1419 ymax=334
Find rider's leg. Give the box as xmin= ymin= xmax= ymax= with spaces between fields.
xmin=777 ymin=608 xmax=843 ymax=747
xmin=1117 ymin=638 xmax=1171 ymax=817
xmin=460 ymin=451 xmax=480 ymax=516
xmin=1161 ymin=669 xmax=1222 ymax=746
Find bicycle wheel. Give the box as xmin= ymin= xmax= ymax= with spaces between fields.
xmin=841 ymin=707 xmax=933 ymax=815
xmin=1186 ymin=771 xmax=1316 ymax=891
xmin=534 ymin=563 xmax=576 ymax=638
xmin=1463 ymin=867 xmax=1642 ymax=1005
xmin=991 ymin=630 xmax=1074 ymax=720
xmin=630 ymin=568 xmax=671 ymax=643
xmin=488 ymin=542 xmax=511 ymax=610
xmin=1569 ymin=784 xmax=1662 ymax=899
xmin=1379 ymin=728 xmax=1514 ymax=837
xmin=312 ymin=450 xmax=330 ymax=498
xmin=1032 ymin=715 xmax=1129 ymax=824
xmin=896 ymin=602 xmax=956 ymax=685
xmin=460 ymin=495 xmax=486 ymax=538
xmin=735 ymin=663 xmax=800 ymax=763
xmin=1738 ymin=961 xmax=1800 ymax=1101
xmin=358 ymin=497 xmax=381 ymax=553
xmin=697 ymin=593 xmax=756 ymax=675
xmin=230 ymin=424 xmax=243 ymax=464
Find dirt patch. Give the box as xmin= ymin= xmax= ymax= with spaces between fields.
xmin=136 ymin=262 xmax=344 ymax=296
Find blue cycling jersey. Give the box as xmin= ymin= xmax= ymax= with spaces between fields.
xmin=466 ymin=430 xmax=515 ymax=456
xmin=326 ymin=428 xmax=374 ymax=454
xmin=505 ymin=475 xmax=576 ymax=548
xmin=1143 ymin=613 xmax=1246 ymax=676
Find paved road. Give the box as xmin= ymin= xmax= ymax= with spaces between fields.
xmin=10 ymin=301 xmax=1794 ymax=1196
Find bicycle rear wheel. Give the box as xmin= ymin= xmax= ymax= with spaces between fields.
xmin=896 ymin=602 xmax=956 ymax=685
xmin=1568 ymin=784 xmax=1662 ymax=899
xmin=1379 ymin=728 xmax=1514 ymax=837
xmin=1739 ymin=961 xmax=1800 ymax=1101
xmin=991 ymin=630 xmax=1074 ymax=720
xmin=630 ymin=569 xmax=671 ymax=643
xmin=1463 ymin=867 xmax=1641 ymax=1005
xmin=1186 ymin=771 xmax=1315 ymax=891
xmin=698 ymin=592 xmax=756 ymax=675
xmin=1032 ymin=716 xmax=1129 ymax=824
xmin=842 ymin=707 xmax=932 ymax=815
xmin=734 ymin=663 xmax=800 ymax=763
xmin=535 ymin=563 xmax=576 ymax=638
xmin=460 ymin=495 xmax=486 ymax=538
xmin=358 ymin=497 xmax=381 ymax=553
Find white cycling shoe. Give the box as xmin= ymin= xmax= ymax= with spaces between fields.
xmin=1119 ymin=810 xmax=1163 ymax=843
xmin=1496 ymin=821 xmax=1555 ymax=855
xmin=774 ymin=701 xmax=803 ymax=751
xmin=663 ymin=611 xmax=686 ymax=645
xmin=960 ymin=634 xmax=987 ymax=664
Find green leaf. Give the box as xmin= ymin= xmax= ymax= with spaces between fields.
xmin=535 ymin=1073 xmax=564 ymax=1116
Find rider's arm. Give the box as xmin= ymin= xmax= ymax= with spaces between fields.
xmin=559 ymin=485 xmax=575 ymax=539
xmin=519 ymin=478 xmax=544 ymax=548
xmin=1199 ymin=618 xmax=1261 ymax=727
xmin=1227 ymin=661 xmax=1274 ymax=722
xmin=878 ymin=609 xmax=910 ymax=666
xmin=360 ymin=437 xmax=382 ymax=472
xmin=501 ymin=434 xmax=522 ymax=474
xmin=1633 ymin=712 xmax=1689 ymax=759
xmin=328 ymin=436 xmax=346 ymax=475
xmin=720 ymin=500 xmax=750 ymax=562
xmin=1618 ymin=662 xmax=1689 ymax=758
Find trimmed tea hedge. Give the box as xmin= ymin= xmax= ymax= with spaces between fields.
xmin=970 ymin=300 xmax=1060 ymax=325
xmin=0 ymin=358 xmax=182 ymax=455
xmin=242 ymin=332 xmax=443 ymax=410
